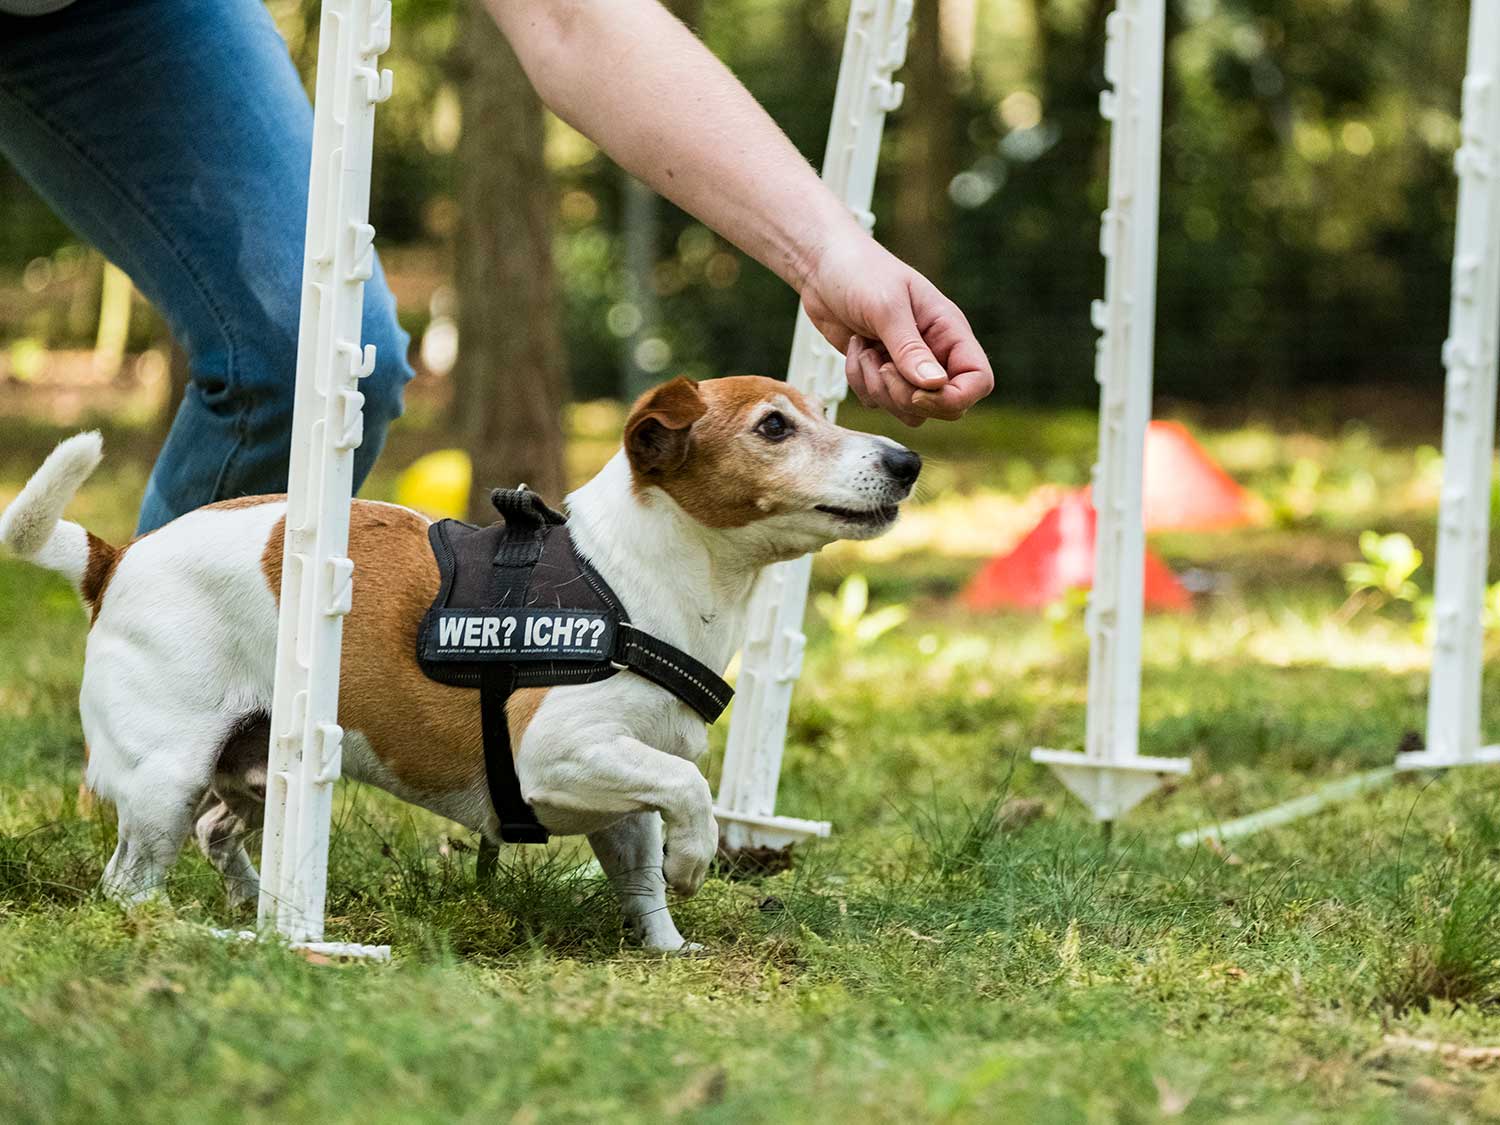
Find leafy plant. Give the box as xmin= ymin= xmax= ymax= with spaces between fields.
xmin=1269 ymin=457 xmax=1325 ymax=526
xmin=814 ymin=573 xmax=908 ymax=654
xmin=1342 ymin=530 xmax=1423 ymax=605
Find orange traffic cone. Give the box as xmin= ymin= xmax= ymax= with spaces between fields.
xmin=1141 ymin=421 xmax=1261 ymax=532
xmin=960 ymin=491 xmax=1191 ymax=612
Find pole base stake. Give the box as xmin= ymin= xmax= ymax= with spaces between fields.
xmin=1395 ymin=744 xmax=1500 ymax=771
xmin=714 ymin=808 xmax=831 ymax=852
xmin=1031 ymin=748 xmax=1190 ymax=822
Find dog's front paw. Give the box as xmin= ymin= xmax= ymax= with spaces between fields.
xmin=663 ymin=815 xmax=716 ymax=897
xmin=624 ymin=909 xmax=703 ymax=954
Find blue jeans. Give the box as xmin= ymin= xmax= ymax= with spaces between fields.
xmin=0 ymin=0 xmax=413 ymax=532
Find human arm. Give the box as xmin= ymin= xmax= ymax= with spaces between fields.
xmin=484 ymin=0 xmax=993 ymax=424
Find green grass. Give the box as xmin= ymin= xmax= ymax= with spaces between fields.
xmin=6 ymin=404 xmax=1500 ymax=1122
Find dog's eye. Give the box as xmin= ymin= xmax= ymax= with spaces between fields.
xmin=754 ymin=411 xmax=793 ymax=442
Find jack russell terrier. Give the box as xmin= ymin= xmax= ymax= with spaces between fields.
xmin=1 ymin=376 xmax=920 ymax=951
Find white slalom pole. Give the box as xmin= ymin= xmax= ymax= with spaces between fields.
xmin=714 ymin=0 xmax=913 ymax=852
xmin=1031 ymin=0 xmax=1189 ymax=822
xmin=1172 ymin=4 xmax=1500 ymax=846
xmin=256 ymin=0 xmax=393 ymax=958
xmin=1398 ymin=0 xmax=1500 ymax=773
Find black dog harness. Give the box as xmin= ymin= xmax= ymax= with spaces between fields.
xmin=417 ymin=488 xmax=733 ymax=844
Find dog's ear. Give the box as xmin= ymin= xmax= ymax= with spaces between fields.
xmin=624 ymin=377 xmax=707 ymax=476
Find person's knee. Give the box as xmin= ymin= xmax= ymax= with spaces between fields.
xmin=348 ymin=306 xmax=412 ymax=491
xmin=221 ymin=297 xmax=409 ymax=447
xmin=359 ymin=314 xmax=412 ymax=430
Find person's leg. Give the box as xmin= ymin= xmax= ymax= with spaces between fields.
xmin=0 ymin=0 xmax=412 ymax=533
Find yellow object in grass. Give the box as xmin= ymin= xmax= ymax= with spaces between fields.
xmin=394 ymin=449 xmax=471 ymax=520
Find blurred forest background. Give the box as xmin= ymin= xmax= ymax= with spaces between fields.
xmin=0 ymin=0 xmax=1473 ymax=491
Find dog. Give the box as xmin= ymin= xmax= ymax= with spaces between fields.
xmin=0 ymin=375 xmax=920 ymax=951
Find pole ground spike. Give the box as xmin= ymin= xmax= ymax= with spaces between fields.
xmin=1032 ymin=748 xmax=1190 ymax=823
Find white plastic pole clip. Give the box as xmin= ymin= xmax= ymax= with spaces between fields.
xmin=714 ymin=0 xmax=913 ymax=852
xmin=1030 ymin=0 xmax=1189 ymax=822
xmin=256 ymin=0 xmax=393 ymax=958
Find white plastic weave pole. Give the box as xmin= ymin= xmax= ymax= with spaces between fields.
xmin=1030 ymin=0 xmax=1189 ymax=822
xmin=714 ymin=0 xmax=913 ymax=852
xmin=1398 ymin=0 xmax=1500 ymax=773
xmin=1171 ymin=2 xmax=1500 ymax=846
xmin=256 ymin=0 xmax=393 ymax=958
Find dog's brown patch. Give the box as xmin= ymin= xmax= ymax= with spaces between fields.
xmin=506 ymin=687 xmax=548 ymax=745
xmin=80 ymin=533 xmax=120 ymax=622
xmin=624 ymin=375 xmax=826 ymax=528
xmin=78 ymin=495 xmax=283 ymax=626
xmin=205 ymin=494 xmax=286 ymax=512
xmin=261 ymin=503 xmax=544 ymax=805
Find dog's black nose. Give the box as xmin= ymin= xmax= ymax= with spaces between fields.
xmin=880 ymin=446 xmax=922 ymax=488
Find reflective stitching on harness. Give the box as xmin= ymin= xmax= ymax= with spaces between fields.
xmin=623 ymin=637 xmax=732 ymax=713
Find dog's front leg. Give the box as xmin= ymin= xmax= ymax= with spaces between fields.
xmin=523 ymin=734 xmax=717 ymax=898
xmin=587 ymin=813 xmax=698 ymax=953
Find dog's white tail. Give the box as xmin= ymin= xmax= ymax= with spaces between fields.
xmin=0 ymin=431 xmax=107 ymax=593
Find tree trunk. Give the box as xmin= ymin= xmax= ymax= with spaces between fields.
xmin=892 ymin=0 xmax=959 ymax=283
xmin=450 ymin=0 xmax=567 ymax=519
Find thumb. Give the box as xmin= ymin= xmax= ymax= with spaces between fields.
xmin=871 ymin=292 xmax=947 ymax=390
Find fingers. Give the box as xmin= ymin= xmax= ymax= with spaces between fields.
xmin=846 ymin=337 xmax=925 ymax=425
xmin=871 ymin=276 xmax=994 ymax=421
xmin=817 ymin=243 xmax=995 ymax=423
xmin=858 ymin=344 xmax=896 ymax=416
xmin=869 ymin=284 xmax=948 ymax=391
xmin=907 ymin=282 xmax=995 ymax=421
xmin=911 ymin=368 xmax=994 ymax=421
xmin=845 ymin=338 xmax=875 ymax=408
xmin=878 ymin=362 xmax=925 ymax=427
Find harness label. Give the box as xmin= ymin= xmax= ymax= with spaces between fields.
xmin=426 ymin=608 xmax=617 ymax=663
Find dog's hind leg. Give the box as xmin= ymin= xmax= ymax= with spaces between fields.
xmin=588 ymin=813 xmax=696 ymax=953
xmin=92 ymin=712 xmax=266 ymax=910
xmin=100 ymin=771 xmax=203 ymax=907
xmin=193 ymin=713 xmax=270 ymax=910
xmin=194 ymin=799 xmax=260 ymax=910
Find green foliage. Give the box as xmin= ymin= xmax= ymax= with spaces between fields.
xmin=1267 ymin=457 xmax=1325 ymax=526
xmin=1342 ymin=526 xmax=1500 ymax=641
xmin=813 ymin=572 xmax=909 ymax=654
xmin=1377 ymin=862 xmax=1500 ymax=1014
xmin=1043 ymin=584 xmax=1091 ymax=639
xmin=1343 ymin=530 xmax=1423 ymax=604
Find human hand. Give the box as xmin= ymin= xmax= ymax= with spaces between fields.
xmin=798 ymin=233 xmax=994 ymax=426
